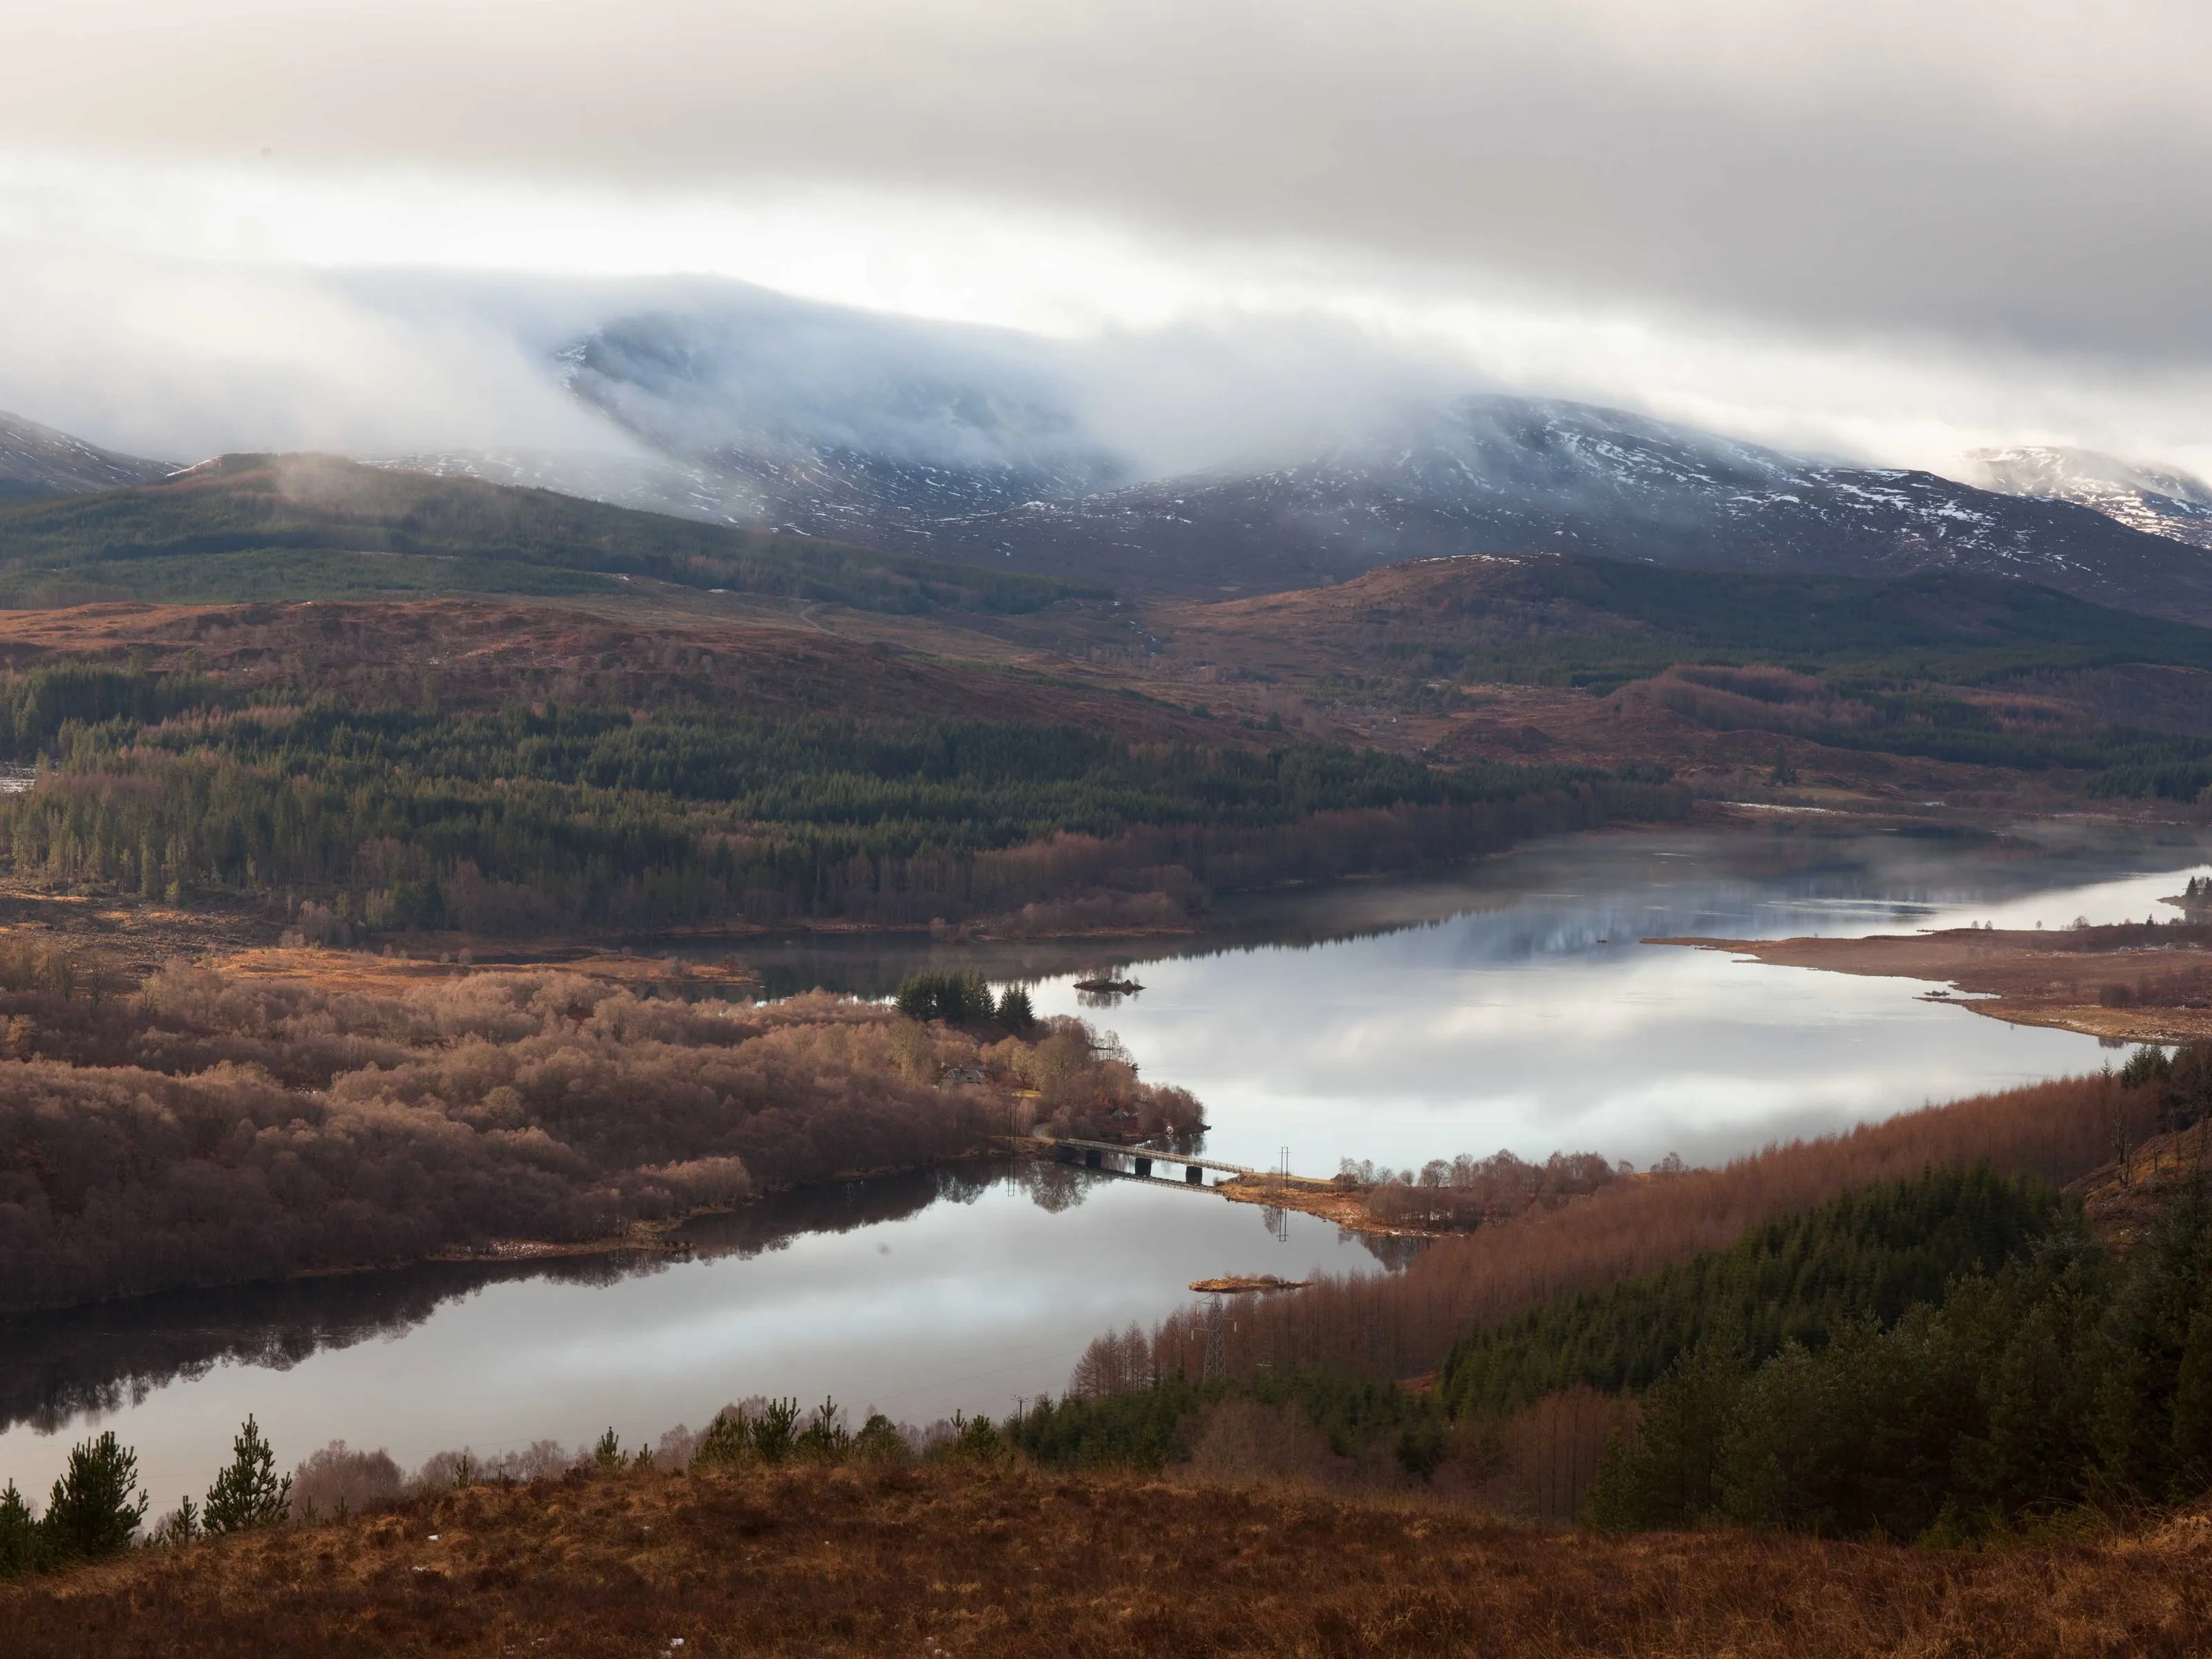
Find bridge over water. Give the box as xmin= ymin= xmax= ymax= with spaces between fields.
xmin=1043 ymin=1135 xmax=1262 ymax=1188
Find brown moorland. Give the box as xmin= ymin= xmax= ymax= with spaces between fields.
xmin=2070 ymin=1118 xmax=2212 ymax=1252
xmin=1134 ymin=563 xmax=1988 ymax=785
xmin=0 ymin=597 xmax=1234 ymax=745
xmin=1117 ymin=553 xmax=2212 ymax=812
xmin=5 ymin=1460 xmax=2209 ymax=1658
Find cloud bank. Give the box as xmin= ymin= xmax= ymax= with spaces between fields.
xmin=0 ymin=2 xmax=2206 ymax=476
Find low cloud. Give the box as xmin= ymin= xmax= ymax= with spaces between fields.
xmin=0 ymin=243 xmax=634 ymax=464
xmin=8 ymin=240 xmax=2212 ymax=495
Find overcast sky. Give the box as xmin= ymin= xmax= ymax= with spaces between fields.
xmin=1 ymin=0 xmax=2206 ymax=473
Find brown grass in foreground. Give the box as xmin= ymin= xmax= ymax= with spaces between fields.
xmin=5 ymin=1461 xmax=2209 ymax=1658
xmin=1134 ymin=1072 xmax=2159 ymax=1387
xmin=2072 ymin=1118 xmax=2212 ymax=1252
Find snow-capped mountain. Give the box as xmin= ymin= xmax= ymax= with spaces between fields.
xmin=389 ymin=295 xmax=2212 ymax=621
xmin=1967 ymin=445 xmax=2212 ymax=552
xmin=0 ymin=411 xmax=174 ymax=500
xmin=905 ymin=398 xmax=2212 ymax=621
xmin=558 ymin=301 xmax=1121 ymax=545
xmin=22 ymin=269 xmax=2207 ymax=625
xmin=537 ymin=301 xmax=2212 ymax=617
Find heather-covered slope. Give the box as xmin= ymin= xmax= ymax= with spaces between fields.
xmin=7 ymin=1458 xmax=2210 ymax=1657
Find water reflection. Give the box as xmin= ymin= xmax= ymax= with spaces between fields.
xmin=0 ymin=1157 xmax=1348 ymax=1506
xmin=1026 ymin=827 xmax=2212 ymax=1173
xmin=0 ymin=1253 xmax=667 ymax=1440
xmin=6 ymin=822 xmax=2209 ymax=1510
xmin=718 ymin=824 xmax=2210 ymax=1001
xmin=0 ymin=1161 xmax=1130 ymax=1442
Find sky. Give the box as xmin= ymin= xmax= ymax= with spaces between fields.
xmin=0 ymin=0 xmax=2206 ymax=475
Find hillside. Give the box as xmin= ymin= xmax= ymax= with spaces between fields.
xmin=1116 ymin=550 xmax=2212 ymax=795
xmin=1154 ymin=550 xmax=2212 ymax=690
xmin=0 ymin=455 xmax=1103 ymax=615
xmin=0 ymin=592 xmax=1680 ymax=946
xmin=4 ymin=1457 xmax=2205 ymax=1657
xmin=0 ymin=597 xmax=1217 ymax=738
xmin=0 ymin=413 xmax=174 ymax=503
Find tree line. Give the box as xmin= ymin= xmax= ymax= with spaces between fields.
xmin=1 ymin=1415 xmax=292 ymax=1577
xmin=0 ymin=667 xmax=1685 ymax=933
xmin=1344 ymin=1150 xmax=1629 ymax=1231
xmin=1438 ymin=1165 xmax=2062 ymax=1421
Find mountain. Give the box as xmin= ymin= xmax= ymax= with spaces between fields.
xmin=0 ymin=453 xmax=1104 ymax=613
xmin=1967 ymin=445 xmax=2212 ymax=552
xmin=560 ymin=301 xmax=1121 ymax=544
xmin=547 ymin=309 xmax=2212 ymax=621
xmin=906 ymin=400 xmax=2212 ymax=621
xmin=0 ymin=411 xmax=175 ymax=500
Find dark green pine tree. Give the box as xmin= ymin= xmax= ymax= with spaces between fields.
xmin=2097 ymin=1184 xmax=2212 ymax=1493
xmin=0 ymin=1479 xmax=41 ymax=1577
xmin=203 ymin=1416 xmax=293 ymax=1535
xmin=1583 ymin=1339 xmax=1747 ymax=1529
xmin=995 ymin=985 xmax=1036 ymax=1031
xmin=2171 ymin=1304 xmax=2212 ymax=1494
xmin=41 ymin=1432 xmax=147 ymax=1563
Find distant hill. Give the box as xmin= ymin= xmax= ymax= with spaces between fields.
xmin=0 ymin=411 xmax=174 ymax=500
xmin=1156 ymin=549 xmax=2212 ymax=693
xmin=0 ymin=453 xmax=1107 ymax=613
xmin=1968 ymin=444 xmax=2212 ymax=552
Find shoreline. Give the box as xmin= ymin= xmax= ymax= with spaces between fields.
xmin=1651 ymin=919 xmax=2212 ymax=1044
xmin=1215 ymin=1173 xmax=1456 ymax=1239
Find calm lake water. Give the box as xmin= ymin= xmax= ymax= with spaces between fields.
xmin=4 ymin=820 xmax=2207 ymax=1512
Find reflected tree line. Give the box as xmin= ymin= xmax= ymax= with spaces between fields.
xmin=0 ymin=1158 xmax=1123 ymax=1442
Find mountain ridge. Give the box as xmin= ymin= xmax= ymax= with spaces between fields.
xmin=0 ymin=411 xmax=175 ymax=500
xmin=901 ymin=399 xmax=2212 ymax=622
xmin=541 ymin=315 xmax=2212 ymax=620
xmin=1968 ymin=444 xmax=2212 ymax=552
